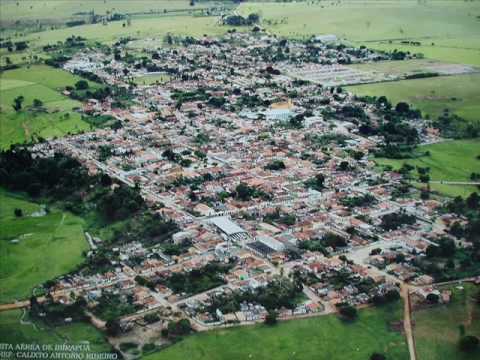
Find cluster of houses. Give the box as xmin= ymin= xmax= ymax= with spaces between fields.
xmin=32 ymin=31 xmax=471 ymax=332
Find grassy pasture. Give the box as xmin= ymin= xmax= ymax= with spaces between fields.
xmin=0 ymin=190 xmax=88 ymax=304
xmin=374 ymin=139 xmax=480 ymax=198
xmin=0 ymin=309 xmax=111 ymax=354
xmin=0 ymin=0 xmax=210 ymax=22
xmin=361 ymin=37 xmax=480 ymax=67
xmin=346 ymin=73 xmax=480 ymax=124
xmin=413 ymin=283 xmax=480 ymax=360
xmin=238 ymin=1 xmax=480 ymax=40
xmin=144 ymin=302 xmax=408 ymax=360
xmin=0 ymin=65 xmax=98 ymax=148
xmin=20 ymin=15 xmax=228 ymax=47
xmin=238 ymin=1 xmax=480 ymax=65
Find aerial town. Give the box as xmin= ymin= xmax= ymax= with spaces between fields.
xmin=1 ymin=2 xmax=480 ymax=360
xmin=4 ymin=29 xmax=474 ymax=356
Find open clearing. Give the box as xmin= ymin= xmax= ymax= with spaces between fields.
xmin=413 ymin=283 xmax=480 ymax=360
xmin=0 ymin=65 xmax=97 ymax=148
xmin=144 ymin=302 xmax=408 ymax=360
xmin=0 ymin=190 xmax=88 ymax=304
xmin=347 ymin=73 xmax=480 ymax=123
xmin=374 ymin=139 xmax=480 ymax=198
xmin=0 ymin=309 xmax=111 ymax=354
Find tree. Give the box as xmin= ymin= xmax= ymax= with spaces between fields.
xmin=75 ymin=80 xmax=89 ymax=90
xmin=305 ymin=174 xmax=325 ymax=191
xmin=14 ymin=208 xmax=23 ymax=217
xmin=466 ymin=192 xmax=479 ymax=210
xmin=426 ymin=293 xmax=439 ymax=304
xmin=449 ymin=221 xmax=464 ymax=238
xmin=458 ymin=335 xmax=479 ymax=352
xmin=419 ymin=174 xmax=430 ymax=183
xmin=338 ymin=304 xmax=357 ymax=321
xmin=385 ymin=289 xmax=400 ymax=302
xmin=338 ymin=161 xmax=350 ymax=171
xmin=264 ymin=310 xmax=278 ymax=325
xmin=167 ymin=319 xmax=192 ymax=337
xmin=105 ymin=319 xmax=122 ymax=336
xmin=32 ymin=98 xmax=43 ymax=108
xmin=12 ymin=95 xmax=24 ymax=111
xmin=370 ymin=353 xmax=386 ymax=360
xmin=395 ymin=102 xmax=410 ymax=114
xmin=235 ymin=182 xmax=254 ymax=201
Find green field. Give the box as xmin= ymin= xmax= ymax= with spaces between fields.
xmin=0 ymin=65 xmax=96 ymax=148
xmin=19 ymin=15 xmax=227 ymax=47
xmin=413 ymin=283 xmax=480 ymax=360
xmin=362 ymin=38 xmax=480 ymax=68
xmin=0 ymin=309 xmax=112 ymax=354
xmin=0 ymin=0 xmax=208 ymax=22
xmin=144 ymin=303 xmax=408 ymax=360
xmin=238 ymin=1 xmax=480 ymax=65
xmin=347 ymin=73 xmax=480 ymax=123
xmin=134 ymin=73 xmax=171 ymax=86
xmin=374 ymin=139 xmax=480 ymax=198
xmin=0 ymin=190 xmax=88 ymax=304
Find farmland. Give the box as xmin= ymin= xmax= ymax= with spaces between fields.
xmin=144 ymin=302 xmax=408 ymax=360
xmin=238 ymin=1 xmax=480 ymax=64
xmin=374 ymin=139 xmax=480 ymax=198
xmin=413 ymin=283 xmax=480 ymax=360
xmin=0 ymin=65 xmax=97 ymax=148
xmin=0 ymin=0 xmax=210 ymax=23
xmin=12 ymin=13 xmax=228 ymax=48
xmin=0 ymin=190 xmax=88 ymax=304
xmin=0 ymin=309 xmax=112 ymax=355
xmin=347 ymin=73 xmax=480 ymax=123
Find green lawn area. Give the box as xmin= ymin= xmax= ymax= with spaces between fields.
xmin=374 ymin=139 xmax=480 ymax=198
xmin=0 ymin=65 xmax=98 ymax=148
xmin=0 ymin=309 xmax=112 ymax=355
xmin=413 ymin=283 xmax=480 ymax=360
xmin=0 ymin=189 xmax=89 ymax=304
xmin=134 ymin=73 xmax=171 ymax=86
xmin=347 ymin=73 xmax=480 ymax=123
xmin=144 ymin=303 xmax=408 ymax=360
xmin=20 ymin=15 xmax=228 ymax=47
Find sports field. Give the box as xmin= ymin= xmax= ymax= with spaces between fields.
xmin=0 ymin=309 xmax=111 ymax=354
xmin=144 ymin=302 xmax=408 ymax=360
xmin=347 ymin=73 xmax=480 ymax=123
xmin=0 ymin=65 xmax=96 ymax=148
xmin=0 ymin=190 xmax=88 ymax=304
xmin=134 ymin=73 xmax=171 ymax=86
xmin=413 ymin=283 xmax=480 ymax=360
xmin=374 ymin=139 xmax=480 ymax=198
